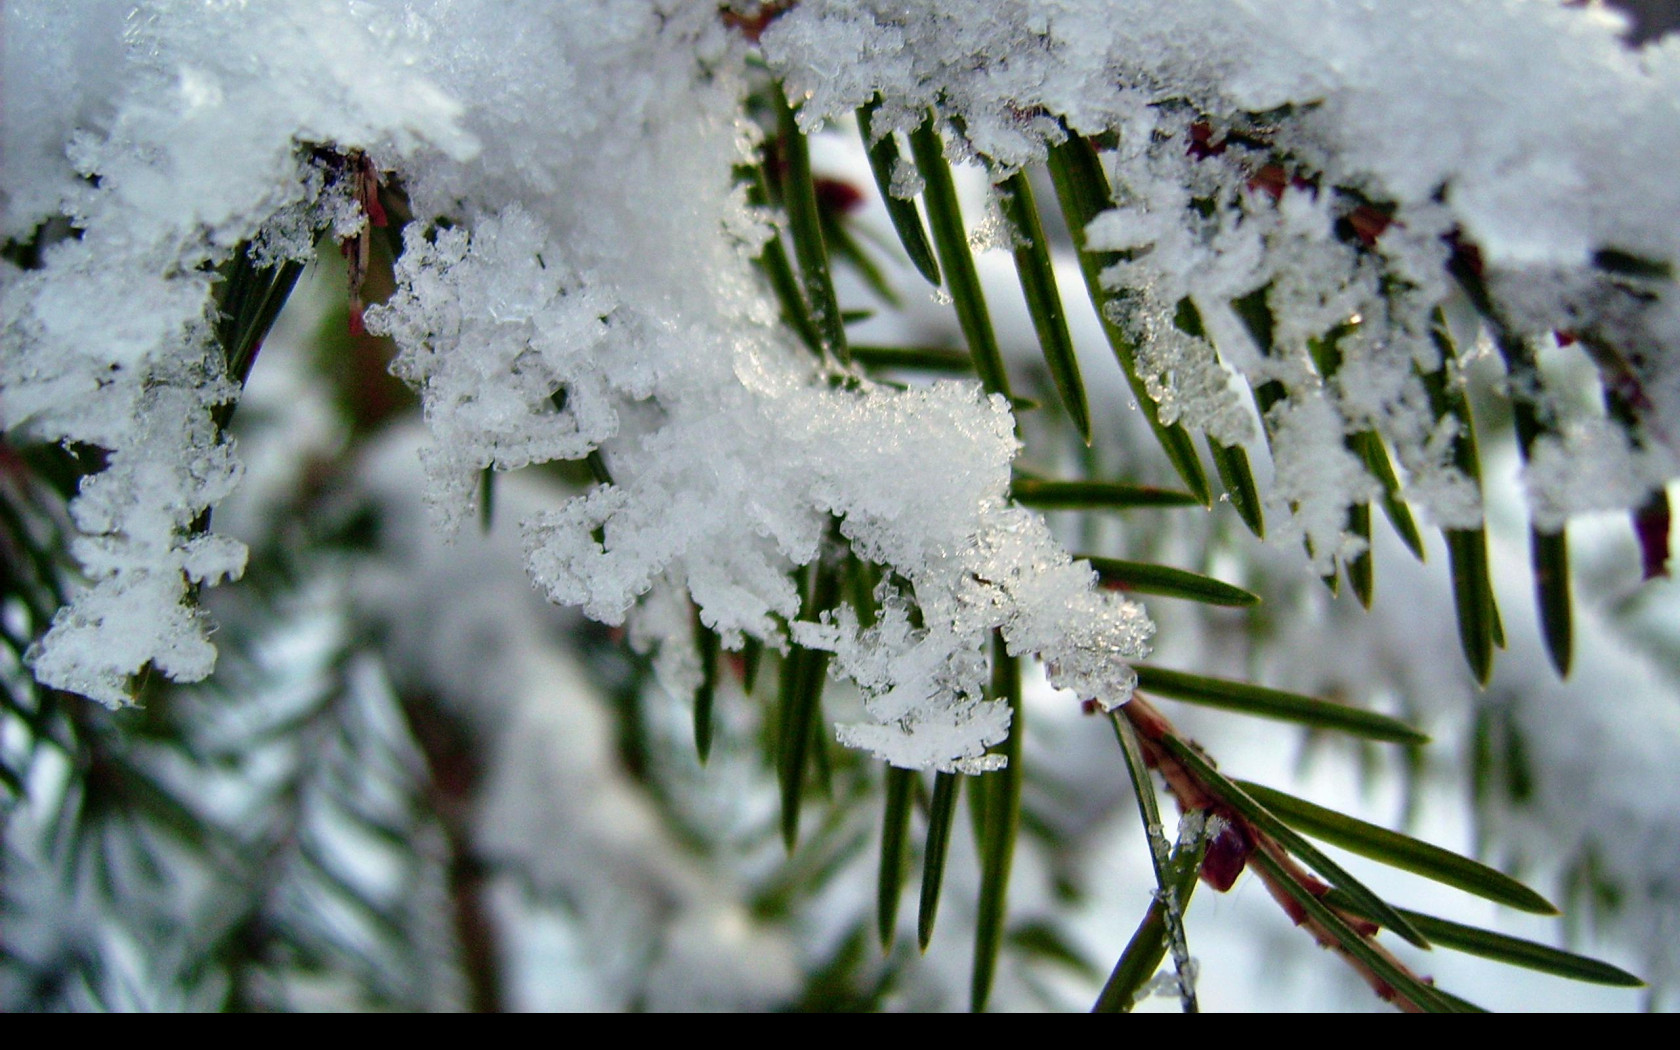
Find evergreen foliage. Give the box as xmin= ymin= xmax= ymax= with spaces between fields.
xmin=2 ymin=0 xmax=1676 ymax=1011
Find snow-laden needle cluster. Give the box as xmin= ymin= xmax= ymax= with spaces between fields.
xmin=3 ymin=0 xmax=1677 ymax=772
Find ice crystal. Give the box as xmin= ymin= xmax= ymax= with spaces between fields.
xmin=3 ymin=0 xmax=1677 ymax=768
xmin=765 ymin=0 xmax=1680 ymax=537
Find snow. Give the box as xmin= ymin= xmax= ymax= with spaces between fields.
xmin=1 ymin=0 xmax=473 ymax=704
xmin=1 ymin=0 xmax=1677 ymax=772
xmin=0 ymin=0 xmax=1147 ymax=772
xmin=0 ymin=0 xmax=132 ymax=242
xmin=765 ymin=0 xmax=1680 ymax=536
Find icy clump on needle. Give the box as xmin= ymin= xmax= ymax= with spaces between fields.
xmin=0 ymin=1 xmax=472 ymax=704
xmin=373 ymin=209 xmax=620 ymax=533
xmin=777 ymin=383 xmax=1151 ymax=772
xmin=764 ymin=0 xmax=1680 ymax=560
xmin=358 ymin=2 xmax=1150 ymax=771
xmin=12 ymin=0 xmax=1677 ymax=766
xmin=0 ymin=0 xmax=131 ymax=240
xmin=531 ymin=370 xmax=1151 ymax=773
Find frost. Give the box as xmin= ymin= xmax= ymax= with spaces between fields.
xmin=352 ymin=1 xmax=1152 ymax=772
xmin=3 ymin=1 xmax=1678 ymax=764
xmin=0 ymin=0 xmax=132 ymax=240
xmin=0 ymin=0 xmax=472 ymax=704
xmin=968 ymin=184 xmax=1024 ymax=255
xmin=889 ymin=154 xmax=924 ymax=200
xmin=764 ymin=0 xmax=1680 ymax=555
xmin=1266 ymin=395 xmax=1381 ymax=574
xmin=369 ymin=209 xmax=620 ymax=535
xmin=517 ymin=374 xmax=1152 ymax=772
xmin=1134 ymin=957 xmax=1200 ymax=1006
xmin=1526 ymin=420 xmax=1656 ymax=533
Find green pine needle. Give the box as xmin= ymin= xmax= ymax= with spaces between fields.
xmin=1047 ymin=134 xmax=1212 ymax=505
xmin=1134 ymin=664 xmax=1429 ymax=744
xmin=740 ymin=636 xmax=763 ymax=695
xmin=1109 ymin=711 xmax=1198 ymax=1012
xmin=743 ymin=161 xmax=824 ymax=356
xmin=1000 ymin=170 xmax=1090 ymax=444
xmin=1423 ymin=317 xmax=1503 ymax=684
xmin=1208 ymin=438 xmax=1265 ymax=538
xmin=477 ymin=466 xmax=495 ymax=535
xmin=1085 ymin=555 xmax=1260 ymax=607
xmin=1236 ymin=781 xmax=1558 ymax=914
xmin=777 ymin=556 xmax=843 ymax=852
xmin=1011 ymin=477 xmax=1201 ymax=510
xmin=1353 ymin=431 xmax=1426 ymax=561
xmin=1348 ymin=501 xmax=1375 ymax=608
xmin=971 ymin=636 xmax=1023 ymax=1012
xmin=857 ymin=99 xmax=941 ymax=287
xmin=918 ymin=770 xmax=962 ymax=952
xmin=877 ymin=766 xmax=915 ymax=951
xmin=1447 ymin=528 xmax=1498 ymax=686
xmin=851 ymin=344 xmax=975 ymax=373
xmin=1532 ymin=526 xmax=1574 ymax=678
xmin=908 ymin=116 xmax=1012 ymax=399
xmin=774 ymin=84 xmax=849 ymax=363
xmin=1320 ymin=890 xmax=1643 ymax=988
xmin=694 ymin=620 xmax=720 ymax=765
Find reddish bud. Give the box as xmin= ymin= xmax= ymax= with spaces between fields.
xmin=815 ymin=176 xmax=865 ymax=216
xmin=720 ymin=2 xmax=792 ymax=43
xmin=1635 ymin=490 xmax=1672 ymax=581
xmin=1248 ymin=163 xmax=1289 ymax=202
xmin=1188 ymin=121 xmax=1226 ymax=160
xmin=1199 ymin=811 xmax=1252 ymax=892
xmin=1346 ymin=204 xmax=1395 ymax=247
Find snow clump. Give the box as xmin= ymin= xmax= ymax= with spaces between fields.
xmin=4 ymin=0 xmax=1678 ymax=767
xmin=764 ymin=0 xmax=1680 ymax=563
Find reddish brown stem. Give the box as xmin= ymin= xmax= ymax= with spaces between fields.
xmin=1120 ymin=694 xmax=1437 ymax=1012
xmin=402 ymin=693 xmax=503 ymax=1013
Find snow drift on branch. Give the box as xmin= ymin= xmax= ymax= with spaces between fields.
xmin=3 ymin=0 xmax=1677 ymax=768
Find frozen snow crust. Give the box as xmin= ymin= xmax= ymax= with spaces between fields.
xmin=0 ymin=0 xmax=474 ymax=705
xmin=767 ymin=0 xmax=1680 ymax=548
xmin=2 ymin=1 xmax=1677 ymax=770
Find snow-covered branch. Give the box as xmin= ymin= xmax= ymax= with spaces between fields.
xmin=3 ymin=0 xmax=1676 ymax=772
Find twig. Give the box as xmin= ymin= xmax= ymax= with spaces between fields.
xmin=1119 ymin=695 xmax=1443 ymax=1012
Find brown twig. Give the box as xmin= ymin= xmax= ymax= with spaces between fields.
xmin=1119 ymin=694 xmax=1438 ymax=1012
xmin=401 ymin=692 xmax=503 ymax=1013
